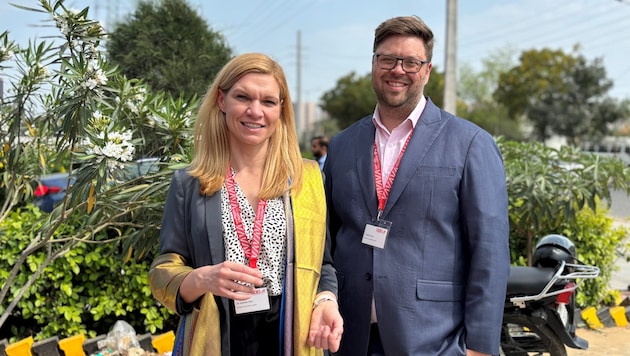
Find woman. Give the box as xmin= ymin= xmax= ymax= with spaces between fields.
xmin=148 ymin=53 xmax=343 ymax=356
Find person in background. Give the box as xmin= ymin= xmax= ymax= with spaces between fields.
xmin=311 ymin=135 xmax=329 ymax=172
xmin=149 ymin=53 xmax=343 ymax=356
xmin=324 ymin=16 xmax=510 ymax=356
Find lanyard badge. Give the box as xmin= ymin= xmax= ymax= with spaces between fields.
xmin=362 ymin=132 xmax=412 ymax=249
xmin=225 ymin=166 xmax=271 ymax=314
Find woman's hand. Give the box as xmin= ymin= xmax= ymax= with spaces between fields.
xmin=180 ymin=261 xmax=264 ymax=302
xmin=308 ymin=294 xmax=344 ymax=352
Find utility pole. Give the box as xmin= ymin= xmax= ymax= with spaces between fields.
xmin=443 ymin=0 xmax=458 ymax=114
xmin=296 ymin=30 xmax=303 ymax=146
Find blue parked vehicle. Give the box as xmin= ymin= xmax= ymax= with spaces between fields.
xmin=33 ymin=172 xmax=74 ymax=213
xmin=33 ymin=157 xmax=160 ymax=212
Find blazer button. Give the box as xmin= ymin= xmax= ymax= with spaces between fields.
xmin=365 ymin=273 xmax=372 ymax=280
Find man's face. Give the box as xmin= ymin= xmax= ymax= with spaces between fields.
xmin=311 ymin=140 xmax=323 ymax=159
xmin=371 ymin=35 xmax=432 ymax=113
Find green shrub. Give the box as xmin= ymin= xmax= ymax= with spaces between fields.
xmin=560 ymin=207 xmax=629 ymax=307
xmin=0 ymin=204 xmax=175 ymax=340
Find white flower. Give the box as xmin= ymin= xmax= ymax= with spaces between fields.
xmin=94 ymin=69 xmax=107 ymax=85
xmin=82 ymin=130 xmax=135 ymax=163
xmin=0 ymin=46 xmax=13 ymax=61
xmin=84 ymin=79 xmax=98 ymax=90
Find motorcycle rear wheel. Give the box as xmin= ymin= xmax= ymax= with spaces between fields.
xmin=500 ymin=319 xmax=567 ymax=356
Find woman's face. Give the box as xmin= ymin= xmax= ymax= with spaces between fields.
xmin=218 ymin=73 xmax=282 ymax=149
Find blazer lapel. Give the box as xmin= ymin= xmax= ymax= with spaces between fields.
xmin=382 ymin=100 xmax=445 ymax=218
xmin=203 ymin=192 xmax=224 ymax=266
xmin=355 ymin=119 xmax=379 ymax=217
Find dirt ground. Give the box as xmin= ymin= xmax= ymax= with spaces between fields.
xmin=566 ymin=326 xmax=630 ymax=355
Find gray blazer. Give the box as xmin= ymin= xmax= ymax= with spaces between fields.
xmin=158 ymin=168 xmax=337 ymax=355
xmin=324 ymin=98 xmax=510 ymax=355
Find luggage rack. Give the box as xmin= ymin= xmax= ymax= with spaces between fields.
xmin=510 ymin=260 xmax=600 ymax=308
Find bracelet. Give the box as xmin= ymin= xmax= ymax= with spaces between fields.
xmin=312 ymin=296 xmax=337 ymax=310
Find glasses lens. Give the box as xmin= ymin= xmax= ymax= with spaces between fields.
xmin=377 ymin=55 xmax=397 ymax=69
xmin=402 ymin=60 xmax=421 ymax=73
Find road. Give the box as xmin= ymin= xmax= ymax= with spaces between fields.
xmin=607 ymin=189 xmax=630 ymax=292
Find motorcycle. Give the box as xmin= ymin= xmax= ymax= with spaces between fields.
xmin=500 ymin=234 xmax=600 ymax=356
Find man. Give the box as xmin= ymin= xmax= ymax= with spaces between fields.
xmin=324 ymin=16 xmax=510 ymax=356
xmin=311 ymin=135 xmax=329 ymax=172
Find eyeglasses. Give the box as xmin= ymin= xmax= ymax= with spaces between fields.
xmin=373 ymin=53 xmax=429 ymax=73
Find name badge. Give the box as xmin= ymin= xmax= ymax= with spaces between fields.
xmin=362 ymin=218 xmax=392 ymax=249
xmin=234 ymin=287 xmax=271 ymax=314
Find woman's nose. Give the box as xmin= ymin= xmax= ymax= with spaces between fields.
xmin=247 ymin=101 xmax=264 ymax=116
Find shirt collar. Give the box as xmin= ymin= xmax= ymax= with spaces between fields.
xmin=372 ymin=96 xmax=427 ymax=132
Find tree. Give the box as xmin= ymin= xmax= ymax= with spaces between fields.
xmin=424 ymin=65 xmax=444 ymax=108
xmin=319 ymin=72 xmax=376 ymax=130
xmin=493 ymin=47 xmax=627 ymax=143
xmin=106 ymin=0 xmax=232 ymax=100
xmin=458 ymin=47 xmax=523 ymax=139
xmin=528 ymin=57 xmax=630 ymax=145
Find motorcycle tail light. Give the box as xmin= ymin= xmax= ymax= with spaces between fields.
xmin=556 ymin=282 xmax=576 ymax=304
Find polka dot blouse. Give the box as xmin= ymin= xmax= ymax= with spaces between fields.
xmin=221 ymin=183 xmax=287 ymax=296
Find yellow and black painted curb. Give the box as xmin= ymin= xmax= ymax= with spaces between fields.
xmin=580 ymin=296 xmax=630 ymax=329
xmin=0 ymin=330 xmax=174 ymax=356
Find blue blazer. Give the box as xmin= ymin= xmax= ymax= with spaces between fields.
xmin=324 ymin=98 xmax=510 ymax=355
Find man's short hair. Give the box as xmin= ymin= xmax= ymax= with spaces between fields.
xmin=312 ymin=135 xmax=329 ymax=148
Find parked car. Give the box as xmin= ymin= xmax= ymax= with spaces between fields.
xmin=33 ymin=172 xmax=74 ymax=213
xmin=33 ymin=157 xmax=160 ymax=212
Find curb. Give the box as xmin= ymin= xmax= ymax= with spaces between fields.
xmin=580 ymin=296 xmax=630 ymax=329
xmin=0 ymin=330 xmax=174 ymax=356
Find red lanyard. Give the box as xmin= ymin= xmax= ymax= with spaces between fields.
xmin=225 ymin=166 xmax=267 ymax=268
xmin=373 ymin=131 xmax=413 ymax=219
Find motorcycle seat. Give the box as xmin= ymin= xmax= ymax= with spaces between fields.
xmin=506 ymin=266 xmax=558 ymax=296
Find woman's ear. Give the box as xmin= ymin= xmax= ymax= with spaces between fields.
xmin=217 ymin=89 xmax=226 ymax=112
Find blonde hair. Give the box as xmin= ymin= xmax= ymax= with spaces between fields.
xmin=188 ymin=53 xmax=303 ymax=198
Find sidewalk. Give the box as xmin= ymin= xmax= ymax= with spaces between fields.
xmin=609 ymin=222 xmax=630 ymax=297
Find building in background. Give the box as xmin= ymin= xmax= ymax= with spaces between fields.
xmin=294 ymin=101 xmax=328 ymax=150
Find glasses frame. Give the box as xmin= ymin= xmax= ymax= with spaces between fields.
xmin=373 ymin=53 xmax=429 ymax=73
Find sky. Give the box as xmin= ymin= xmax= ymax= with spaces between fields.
xmin=2 ymin=0 xmax=630 ymax=103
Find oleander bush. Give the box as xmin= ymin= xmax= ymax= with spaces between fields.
xmin=1 ymin=0 xmax=193 ymax=341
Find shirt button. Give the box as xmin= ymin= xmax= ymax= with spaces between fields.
xmin=365 ymin=273 xmax=372 ymax=280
